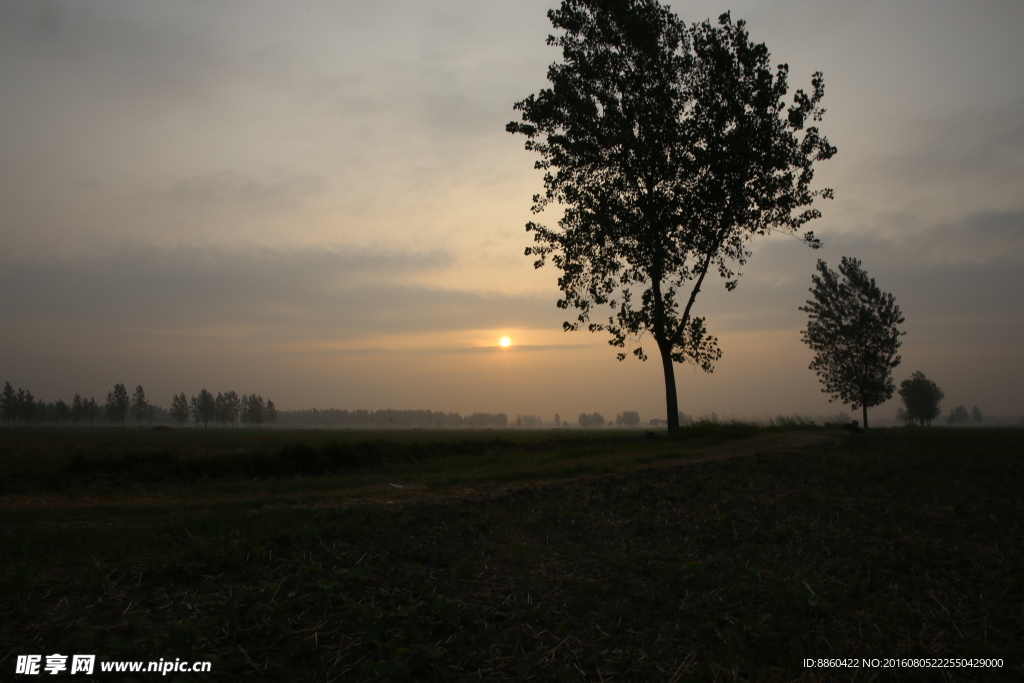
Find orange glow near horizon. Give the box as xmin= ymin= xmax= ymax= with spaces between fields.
xmin=499 ymin=336 xmax=512 ymax=347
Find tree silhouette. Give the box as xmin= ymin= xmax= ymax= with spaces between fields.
xmin=105 ymin=383 xmax=130 ymax=427
xmin=946 ymin=404 xmax=969 ymax=426
xmin=84 ymin=397 xmax=100 ymax=426
xmin=242 ymin=394 xmax=266 ymax=427
xmin=799 ymin=257 xmax=904 ymax=429
xmin=129 ymin=385 xmax=152 ymax=427
xmin=508 ymin=1 xmax=835 ymax=433
xmin=971 ymin=405 xmax=983 ymax=426
xmin=170 ymin=392 xmax=189 ymax=427
xmin=0 ymin=382 xmax=16 ymax=426
xmin=53 ymin=398 xmax=70 ymax=426
xmin=898 ymin=372 xmax=944 ymax=427
xmin=195 ymin=389 xmax=216 ymax=428
xmin=71 ymin=393 xmax=86 ymax=426
xmin=616 ymin=411 xmax=641 ymax=427
xmin=16 ymin=388 xmax=36 ymax=425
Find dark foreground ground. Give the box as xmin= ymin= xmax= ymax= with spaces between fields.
xmin=1 ymin=427 xmax=1022 ymax=681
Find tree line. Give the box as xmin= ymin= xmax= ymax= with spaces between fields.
xmin=0 ymin=381 xmax=276 ymax=428
xmin=274 ymin=409 xmax=508 ymax=429
xmin=168 ymin=390 xmax=277 ymax=428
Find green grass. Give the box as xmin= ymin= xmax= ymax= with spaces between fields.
xmin=2 ymin=426 xmax=1022 ymax=681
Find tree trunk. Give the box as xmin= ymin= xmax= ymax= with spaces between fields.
xmin=657 ymin=337 xmax=680 ymax=434
xmin=862 ymin=404 xmax=868 ymax=430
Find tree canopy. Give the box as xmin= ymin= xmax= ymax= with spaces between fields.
xmin=507 ymin=0 xmax=835 ymax=432
xmin=898 ymin=371 xmax=944 ymax=427
xmin=799 ymin=257 xmax=904 ymax=429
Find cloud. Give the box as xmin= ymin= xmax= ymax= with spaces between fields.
xmin=0 ymin=245 xmax=565 ymax=337
xmin=166 ymin=172 xmax=326 ymax=209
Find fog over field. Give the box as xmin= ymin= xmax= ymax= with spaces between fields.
xmin=2 ymin=0 xmax=1022 ymax=422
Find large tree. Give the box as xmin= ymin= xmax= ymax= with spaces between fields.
xmin=507 ymin=0 xmax=835 ymax=432
xmin=799 ymin=257 xmax=904 ymax=429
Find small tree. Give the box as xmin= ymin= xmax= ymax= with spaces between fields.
xmin=71 ymin=393 xmax=85 ymax=426
xmin=265 ymin=399 xmax=277 ymax=427
xmin=84 ymin=397 xmax=100 ymax=426
xmin=130 ymin=385 xmax=152 ymax=427
xmin=800 ymin=257 xmax=904 ymax=429
xmin=17 ymin=388 xmax=36 ymax=426
xmin=898 ymin=372 xmax=944 ymax=427
xmin=971 ymin=406 xmax=983 ymax=425
xmin=243 ymin=394 xmax=266 ymax=427
xmin=946 ymin=404 xmax=969 ymax=426
xmin=196 ymin=389 xmax=215 ymax=428
xmin=105 ymin=384 xmax=130 ymax=427
xmin=53 ymin=399 xmax=70 ymax=426
xmin=0 ymin=382 xmax=17 ymax=426
xmin=170 ymin=392 xmax=189 ymax=427
xmin=224 ymin=391 xmax=241 ymax=427
xmin=508 ymin=2 xmax=835 ymax=433
xmin=616 ymin=411 xmax=641 ymax=427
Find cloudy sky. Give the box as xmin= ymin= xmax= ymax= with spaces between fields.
xmin=2 ymin=0 xmax=1022 ymax=423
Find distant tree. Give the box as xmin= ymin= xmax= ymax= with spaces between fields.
xmin=130 ymin=385 xmax=152 ymax=427
xmin=212 ymin=391 xmax=242 ymax=426
xmin=84 ymin=397 xmax=100 ymax=426
xmin=71 ymin=393 xmax=85 ymax=426
xmin=895 ymin=407 xmax=912 ymax=426
xmin=554 ymin=413 xmax=561 ymax=428
xmin=243 ymin=394 xmax=266 ymax=427
xmin=224 ymin=391 xmax=241 ymax=426
xmin=508 ymin=4 xmax=835 ymax=433
xmin=616 ymin=411 xmax=641 ymax=427
xmin=946 ymin=404 xmax=970 ymax=426
xmin=35 ymin=398 xmax=47 ymax=424
xmin=0 ymin=382 xmax=16 ymax=426
xmin=170 ymin=392 xmax=189 ymax=427
xmin=971 ymin=405 xmax=983 ymax=426
xmin=105 ymin=383 xmax=130 ymax=427
xmin=195 ymin=389 xmax=215 ymax=428
xmin=265 ymin=400 xmax=277 ymax=427
xmin=898 ymin=372 xmax=944 ymax=427
xmin=578 ymin=412 xmax=605 ymax=428
xmin=800 ymin=257 xmax=904 ymax=429
xmin=53 ymin=399 xmax=70 ymax=426
xmin=18 ymin=388 xmax=36 ymax=425
xmin=214 ymin=392 xmax=227 ymax=426
xmin=189 ymin=394 xmax=202 ymax=427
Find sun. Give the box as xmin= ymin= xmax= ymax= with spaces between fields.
xmin=499 ymin=336 xmax=512 ymax=347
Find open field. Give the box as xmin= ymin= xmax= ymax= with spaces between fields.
xmin=1 ymin=426 xmax=1022 ymax=681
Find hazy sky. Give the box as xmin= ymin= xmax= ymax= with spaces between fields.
xmin=2 ymin=0 xmax=1022 ymax=423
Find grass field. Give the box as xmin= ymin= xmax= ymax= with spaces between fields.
xmin=1 ymin=426 xmax=1022 ymax=681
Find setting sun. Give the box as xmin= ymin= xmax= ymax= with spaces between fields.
xmin=499 ymin=336 xmax=511 ymax=347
